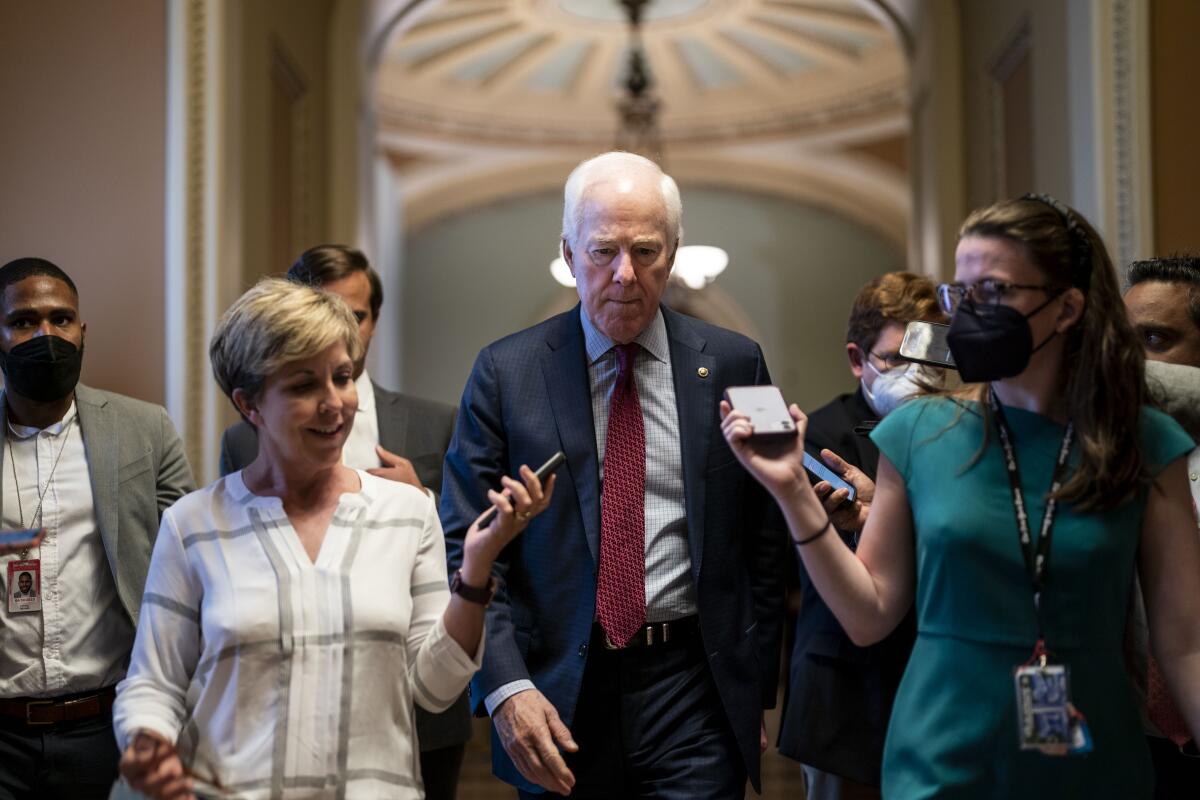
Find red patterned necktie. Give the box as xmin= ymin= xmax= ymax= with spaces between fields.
xmin=596 ymin=342 xmax=646 ymax=648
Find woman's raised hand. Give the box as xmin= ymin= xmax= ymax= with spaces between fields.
xmin=464 ymin=466 xmax=557 ymax=566
xmin=719 ymin=400 xmax=811 ymax=502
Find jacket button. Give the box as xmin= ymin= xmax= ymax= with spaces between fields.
xmin=578 ymin=643 xmax=588 ymax=657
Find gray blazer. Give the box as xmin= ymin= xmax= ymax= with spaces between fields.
xmin=1146 ymin=361 xmax=1200 ymax=441
xmin=0 ymin=385 xmax=195 ymax=623
xmin=218 ymin=381 xmax=468 ymax=751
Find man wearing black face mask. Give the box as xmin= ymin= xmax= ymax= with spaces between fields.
xmin=0 ymin=257 xmax=194 ymax=799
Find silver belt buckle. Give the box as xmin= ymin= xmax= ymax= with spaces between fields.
xmin=25 ymin=699 xmax=55 ymax=726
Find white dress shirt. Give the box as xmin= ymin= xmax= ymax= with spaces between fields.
xmin=114 ymin=470 xmax=481 ymax=798
xmin=0 ymin=401 xmax=134 ymax=698
xmin=342 ymin=370 xmax=381 ymax=470
xmin=485 ymin=308 xmax=697 ymax=715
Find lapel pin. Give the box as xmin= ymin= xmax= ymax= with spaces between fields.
xmin=697 ymin=367 xmax=709 ymax=378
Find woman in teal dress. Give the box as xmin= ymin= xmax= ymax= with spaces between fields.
xmin=722 ymin=197 xmax=1200 ymax=798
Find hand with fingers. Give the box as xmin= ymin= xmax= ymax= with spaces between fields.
xmin=718 ymin=399 xmax=810 ymax=502
xmin=811 ymin=448 xmax=876 ymax=533
xmin=493 ymin=688 xmax=578 ymax=795
xmin=119 ymin=730 xmax=195 ymax=800
xmin=367 ymin=445 xmax=423 ymax=491
xmin=462 ymin=465 xmax=557 ymax=569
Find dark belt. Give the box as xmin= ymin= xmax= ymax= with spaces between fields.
xmin=0 ymin=686 xmax=116 ymax=727
xmin=596 ymin=615 xmax=701 ymax=650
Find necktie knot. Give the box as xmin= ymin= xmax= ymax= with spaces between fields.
xmin=615 ymin=343 xmax=640 ymax=382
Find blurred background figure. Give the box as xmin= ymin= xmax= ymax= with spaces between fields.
xmin=779 ymin=271 xmax=946 ymax=800
xmin=1124 ymin=256 xmax=1200 ymax=799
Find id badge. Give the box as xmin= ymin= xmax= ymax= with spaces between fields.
xmin=1014 ymin=663 xmax=1071 ymax=755
xmin=7 ymin=559 xmax=42 ymax=613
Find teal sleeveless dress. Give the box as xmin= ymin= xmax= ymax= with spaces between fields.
xmin=870 ymin=397 xmax=1193 ymax=799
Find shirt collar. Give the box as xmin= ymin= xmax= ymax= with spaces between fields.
xmin=354 ymin=370 xmax=374 ymax=413
xmin=580 ymin=305 xmax=670 ymax=366
xmin=6 ymin=399 xmax=78 ymax=440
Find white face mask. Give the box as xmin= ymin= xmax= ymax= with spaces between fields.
xmin=861 ymin=359 xmax=930 ymax=417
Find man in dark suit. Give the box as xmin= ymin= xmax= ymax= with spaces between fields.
xmin=218 ymin=245 xmax=465 ymax=800
xmin=441 ymin=152 xmax=786 ymax=798
xmin=779 ymin=272 xmax=944 ymax=800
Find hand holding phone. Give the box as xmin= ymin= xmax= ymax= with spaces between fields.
xmin=722 ymin=386 xmax=798 ymax=438
xmin=476 ymin=451 xmax=566 ymax=529
xmin=802 ymin=452 xmax=858 ymax=503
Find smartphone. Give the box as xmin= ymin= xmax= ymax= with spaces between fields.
xmin=723 ymin=385 xmax=797 ymax=438
xmin=802 ymin=451 xmax=858 ymax=503
xmin=0 ymin=528 xmax=41 ymax=547
xmin=900 ymin=321 xmax=955 ymax=369
xmin=477 ymin=451 xmax=567 ymax=528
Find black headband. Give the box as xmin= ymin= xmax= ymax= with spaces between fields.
xmin=1022 ymin=193 xmax=1092 ymax=292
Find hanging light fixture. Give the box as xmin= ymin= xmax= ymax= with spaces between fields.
xmin=550 ymin=0 xmax=728 ymax=291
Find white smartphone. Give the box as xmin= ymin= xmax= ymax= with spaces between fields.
xmin=900 ymin=321 xmax=955 ymax=369
xmin=723 ymin=385 xmax=797 ymax=438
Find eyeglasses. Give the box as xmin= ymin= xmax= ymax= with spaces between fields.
xmin=937 ymin=279 xmax=1063 ymax=314
xmin=866 ymin=350 xmax=909 ymax=371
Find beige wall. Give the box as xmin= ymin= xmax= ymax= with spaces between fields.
xmin=232 ymin=0 xmax=336 ymax=288
xmin=1150 ymin=0 xmax=1200 ymax=254
xmin=959 ymin=0 xmax=1073 ymax=211
xmin=0 ymin=0 xmax=166 ymax=404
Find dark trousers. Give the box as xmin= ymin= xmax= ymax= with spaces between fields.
xmin=0 ymin=710 xmax=118 ymax=800
xmin=519 ymin=627 xmax=745 ymax=800
xmin=1149 ymin=735 xmax=1200 ymax=800
xmin=421 ymin=742 xmax=466 ymax=800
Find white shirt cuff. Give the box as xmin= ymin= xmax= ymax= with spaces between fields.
xmin=484 ymin=679 xmax=536 ymax=716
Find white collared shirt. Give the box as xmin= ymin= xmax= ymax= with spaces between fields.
xmin=343 ymin=370 xmax=381 ymax=470
xmin=0 ymin=400 xmax=134 ymax=698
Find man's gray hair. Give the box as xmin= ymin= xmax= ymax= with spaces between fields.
xmin=210 ymin=278 xmax=363 ymax=417
xmin=561 ymin=151 xmax=683 ymax=248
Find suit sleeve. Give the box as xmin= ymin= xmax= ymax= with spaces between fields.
xmin=440 ymin=347 xmax=529 ymax=711
xmin=156 ymin=407 xmax=195 ymax=517
xmin=747 ymin=347 xmax=788 ymax=708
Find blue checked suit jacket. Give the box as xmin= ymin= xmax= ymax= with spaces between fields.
xmin=441 ymin=304 xmax=787 ymax=792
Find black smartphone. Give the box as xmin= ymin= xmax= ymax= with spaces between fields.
xmin=802 ymin=451 xmax=858 ymax=503
xmin=0 ymin=528 xmax=41 ymax=548
xmin=477 ymin=451 xmax=566 ymax=528
xmin=900 ymin=321 xmax=955 ymax=369
xmin=723 ymin=385 xmax=798 ymax=438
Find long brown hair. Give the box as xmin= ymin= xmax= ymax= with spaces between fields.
xmin=956 ymin=197 xmax=1147 ymax=512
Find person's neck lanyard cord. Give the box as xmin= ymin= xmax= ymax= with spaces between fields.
xmin=7 ymin=420 xmax=73 ymax=560
xmin=988 ymin=386 xmax=1074 ymax=652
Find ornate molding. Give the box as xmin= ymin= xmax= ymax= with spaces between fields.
xmin=184 ymin=0 xmax=208 ymax=478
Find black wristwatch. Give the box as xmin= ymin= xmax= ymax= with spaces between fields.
xmin=450 ymin=569 xmax=497 ymax=606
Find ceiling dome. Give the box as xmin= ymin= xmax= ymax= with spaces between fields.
xmin=377 ymin=0 xmax=908 ymax=146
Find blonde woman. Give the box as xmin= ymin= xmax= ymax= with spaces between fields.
xmin=113 ymin=279 xmax=554 ymax=799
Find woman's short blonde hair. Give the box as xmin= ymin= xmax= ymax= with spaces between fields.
xmin=210 ymin=277 xmax=363 ymax=407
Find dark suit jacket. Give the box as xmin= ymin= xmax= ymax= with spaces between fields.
xmin=0 ymin=385 xmax=195 ymax=623
xmin=440 ymin=304 xmax=787 ymax=792
xmin=778 ymin=388 xmax=915 ymax=785
xmin=218 ymin=380 xmax=468 ymax=751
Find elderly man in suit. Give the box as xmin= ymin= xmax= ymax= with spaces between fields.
xmin=0 ymin=257 xmax=194 ymax=799
xmin=441 ymin=152 xmax=786 ymax=798
xmin=218 ymin=245 xmax=466 ymax=800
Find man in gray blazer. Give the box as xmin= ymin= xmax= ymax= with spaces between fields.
xmin=0 ymin=257 xmax=194 ymax=799
xmin=218 ymin=245 xmax=466 ymax=800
